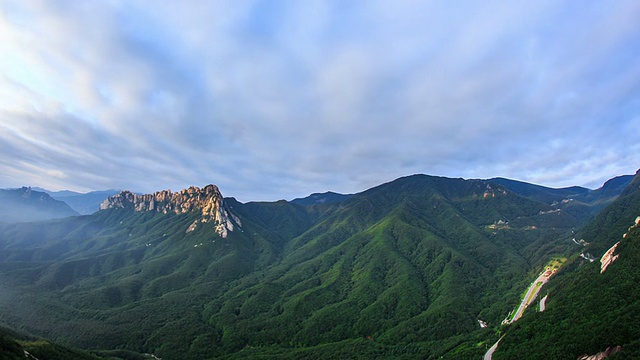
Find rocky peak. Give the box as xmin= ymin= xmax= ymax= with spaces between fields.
xmin=100 ymin=185 xmax=241 ymax=238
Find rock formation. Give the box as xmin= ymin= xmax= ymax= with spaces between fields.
xmin=577 ymin=346 xmax=622 ymax=360
xmin=600 ymin=242 xmax=619 ymax=274
xmin=100 ymin=185 xmax=240 ymax=238
xmin=600 ymin=216 xmax=640 ymax=273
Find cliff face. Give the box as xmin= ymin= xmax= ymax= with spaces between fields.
xmin=600 ymin=216 xmax=640 ymax=273
xmin=100 ymin=185 xmax=240 ymax=237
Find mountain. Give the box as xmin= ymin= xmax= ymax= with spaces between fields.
xmin=0 ymin=184 xmax=292 ymax=358
xmin=204 ymin=175 xmax=583 ymax=358
xmin=0 ymin=324 xmax=155 ymax=360
xmin=571 ymin=172 xmax=640 ymax=257
xmin=493 ymin=169 xmax=640 ymax=359
xmin=588 ymin=174 xmax=635 ymax=201
xmin=0 ymin=173 xmax=634 ymax=359
xmin=489 ymin=177 xmax=590 ymax=204
xmin=0 ymin=326 xmax=102 ymax=360
xmin=489 ymin=175 xmax=634 ymax=223
xmin=50 ymin=189 xmax=121 ymax=215
xmin=0 ymin=187 xmax=79 ymax=222
xmin=290 ymin=191 xmax=353 ymax=205
xmin=32 ymin=187 xmax=79 ymax=197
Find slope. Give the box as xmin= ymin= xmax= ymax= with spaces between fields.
xmin=203 ymin=175 xmax=580 ymax=358
xmin=0 ymin=186 xmax=330 ymax=358
xmin=0 ymin=187 xmax=79 ymax=222
xmin=494 ymin=169 xmax=640 ymax=359
xmin=290 ymin=191 xmax=353 ymax=205
xmin=574 ymin=170 xmax=640 ymax=256
xmin=0 ymin=324 xmax=159 ymax=360
xmin=51 ymin=189 xmax=121 ymax=214
xmin=490 ymin=175 xmax=634 ymax=224
xmin=489 ymin=177 xmax=590 ymax=204
xmin=0 ymin=175 xmax=590 ymax=359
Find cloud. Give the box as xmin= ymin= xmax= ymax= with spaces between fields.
xmin=0 ymin=1 xmax=639 ymax=201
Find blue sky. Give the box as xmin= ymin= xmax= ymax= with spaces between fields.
xmin=1 ymin=1 xmax=639 ymax=202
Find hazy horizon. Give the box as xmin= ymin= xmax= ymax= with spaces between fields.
xmin=3 ymin=170 xmax=636 ymax=203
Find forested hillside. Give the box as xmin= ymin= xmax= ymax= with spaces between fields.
xmin=495 ymin=170 xmax=640 ymax=359
xmin=0 ymin=174 xmax=633 ymax=359
xmin=0 ymin=325 xmax=107 ymax=360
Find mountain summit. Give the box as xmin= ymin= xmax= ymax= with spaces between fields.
xmin=100 ymin=185 xmax=241 ymax=237
xmin=0 ymin=187 xmax=79 ymax=222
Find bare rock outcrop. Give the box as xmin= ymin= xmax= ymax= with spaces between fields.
xmin=600 ymin=215 xmax=640 ymax=273
xmin=600 ymin=242 xmax=620 ymax=274
xmin=100 ymin=185 xmax=240 ymax=238
xmin=577 ymin=345 xmax=622 ymax=360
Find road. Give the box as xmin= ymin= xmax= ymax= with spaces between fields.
xmin=539 ymin=294 xmax=548 ymax=312
xmin=486 ymin=271 xmax=550 ymax=359
xmin=508 ymin=272 xmax=549 ymax=323
xmin=485 ymin=267 xmax=558 ymax=359
xmin=484 ymin=337 xmax=503 ymax=360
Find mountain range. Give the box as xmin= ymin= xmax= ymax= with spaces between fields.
xmin=48 ymin=189 xmax=121 ymax=215
xmin=496 ymin=170 xmax=640 ymax=359
xmin=0 ymin=171 xmax=637 ymax=359
xmin=0 ymin=187 xmax=79 ymax=222
xmin=0 ymin=188 xmax=122 ymax=223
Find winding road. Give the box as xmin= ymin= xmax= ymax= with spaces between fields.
xmin=484 ymin=269 xmax=553 ymax=359
xmin=484 ymin=336 xmax=503 ymax=360
xmin=508 ymin=271 xmax=550 ymax=323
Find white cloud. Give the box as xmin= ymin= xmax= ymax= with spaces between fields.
xmin=0 ymin=1 xmax=638 ymax=201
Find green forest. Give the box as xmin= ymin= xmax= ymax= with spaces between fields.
xmin=0 ymin=172 xmax=638 ymax=359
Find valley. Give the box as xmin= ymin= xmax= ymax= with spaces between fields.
xmin=493 ymin=171 xmax=640 ymax=359
xmin=0 ymin=172 xmax=638 ymax=359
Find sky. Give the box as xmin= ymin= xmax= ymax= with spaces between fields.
xmin=1 ymin=1 xmax=639 ymax=202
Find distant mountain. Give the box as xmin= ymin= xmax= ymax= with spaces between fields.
xmin=48 ymin=189 xmax=121 ymax=215
xmin=495 ymin=169 xmax=640 ymax=359
xmin=0 ymin=187 xmax=79 ymax=222
xmin=489 ymin=175 xmax=633 ymax=223
xmin=290 ymin=191 xmax=353 ymax=205
xmin=571 ymin=172 xmax=640 ymax=256
xmin=579 ymin=174 xmax=635 ymax=203
xmin=0 ymin=174 xmax=590 ymax=359
xmin=488 ymin=177 xmax=590 ymax=204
